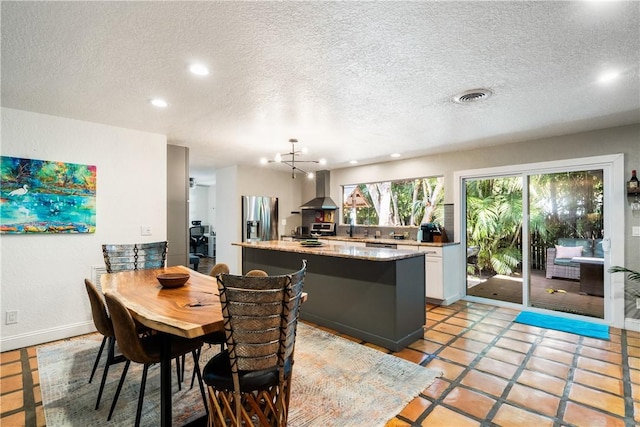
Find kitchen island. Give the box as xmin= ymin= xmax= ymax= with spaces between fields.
xmin=233 ymin=240 xmax=425 ymax=351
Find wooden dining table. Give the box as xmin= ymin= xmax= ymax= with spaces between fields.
xmin=101 ymin=265 xmax=223 ymax=427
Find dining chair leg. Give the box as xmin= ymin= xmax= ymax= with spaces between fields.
xmin=190 ymin=343 xmax=223 ymax=389
xmin=189 ymin=347 xmax=200 ymax=389
xmin=134 ymin=364 xmax=150 ymax=427
xmin=176 ymin=357 xmax=182 ymax=391
xmin=89 ymin=336 xmax=107 ymax=384
xmin=108 ymin=360 xmax=131 ymax=421
xmin=95 ymin=336 xmax=116 ymax=410
xmin=181 ymin=353 xmax=186 ymax=383
xmin=191 ymin=349 xmax=208 ymax=415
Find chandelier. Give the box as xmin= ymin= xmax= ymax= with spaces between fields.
xmin=264 ymin=138 xmax=325 ymax=179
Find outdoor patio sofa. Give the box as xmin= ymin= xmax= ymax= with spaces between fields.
xmin=545 ymin=238 xmax=604 ymax=280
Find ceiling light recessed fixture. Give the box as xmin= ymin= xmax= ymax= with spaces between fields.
xmin=349 ymin=160 xmax=358 ymax=165
xmin=189 ymin=64 xmax=210 ymax=76
xmin=150 ymin=98 xmax=168 ymax=108
xmin=266 ymin=138 xmax=323 ymax=179
xmin=453 ymin=88 xmax=493 ymax=104
xmin=598 ymin=70 xmax=619 ymax=84
xmin=390 ymin=153 xmax=401 ymax=158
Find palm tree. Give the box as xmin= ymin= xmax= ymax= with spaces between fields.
xmin=466 ymin=177 xmax=523 ymax=276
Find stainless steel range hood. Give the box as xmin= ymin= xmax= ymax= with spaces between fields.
xmin=300 ymin=170 xmax=339 ymax=210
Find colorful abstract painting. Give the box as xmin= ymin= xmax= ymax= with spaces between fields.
xmin=0 ymin=156 xmax=96 ymax=234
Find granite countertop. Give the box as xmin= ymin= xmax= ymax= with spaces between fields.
xmin=233 ymin=240 xmax=426 ymax=261
xmin=317 ymin=235 xmax=459 ymax=247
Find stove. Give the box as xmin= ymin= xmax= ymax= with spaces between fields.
xmin=310 ymin=222 xmax=336 ymax=236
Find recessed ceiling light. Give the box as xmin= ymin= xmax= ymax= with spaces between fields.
xmin=349 ymin=160 xmax=358 ymax=165
xmin=390 ymin=153 xmax=401 ymax=158
xmin=319 ymin=159 xmax=327 ymax=165
xmin=189 ymin=64 xmax=210 ymax=76
xmin=259 ymin=158 xmax=268 ymax=165
xmin=598 ymin=70 xmax=619 ymax=83
xmin=150 ymin=98 xmax=168 ymax=108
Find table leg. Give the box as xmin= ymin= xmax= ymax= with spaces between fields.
xmin=579 ymin=263 xmax=604 ymax=297
xmin=161 ymin=334 xmax=172 ymax=427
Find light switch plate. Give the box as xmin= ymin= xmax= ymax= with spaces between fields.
xmin=632 ymin=226 xmax=640 ymax=237
xmin=140 ymin=225 xmax=152 ymax=236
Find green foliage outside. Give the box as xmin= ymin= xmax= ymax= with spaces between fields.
xmin=342 ymin=176 xmax=444 ymax=227
xmin=466 ymin=171 xmax=604 ymax=277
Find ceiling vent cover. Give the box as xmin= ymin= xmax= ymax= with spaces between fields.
xmin=453 ymin=88 xmax=493 ymax=104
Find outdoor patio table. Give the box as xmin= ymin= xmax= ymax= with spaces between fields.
xmin=571 ymin=256 xmax=605 ymax=297
xmin=101 ymin=265 xmax=223 ymax=427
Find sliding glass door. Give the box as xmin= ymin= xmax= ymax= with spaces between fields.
xmin=466 ymin=176 xmax=523 ymax=305
xmin=461 ymin=158 xmax=614 ymax=322
xmin=528 ymin=170 xmax=604 ymax=318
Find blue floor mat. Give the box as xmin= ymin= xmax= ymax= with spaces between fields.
xmin=514 ymin=311 xmax=609 ymax=340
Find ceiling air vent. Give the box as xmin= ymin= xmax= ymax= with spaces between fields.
xmin=453 ymin=88 xmax=493 ymax=104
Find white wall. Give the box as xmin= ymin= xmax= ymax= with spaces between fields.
xmin=216 ymin=165 xmax=304 ymax=274
xmin=0 ymin=108 xmax=167 ymax=351
xmin=188 ymin=184 xmax=210 ymax=226
xmin=330 ymin=124 xmax=640 ymax=322
xmin=208 ymin=184 xmax=216 ymax=231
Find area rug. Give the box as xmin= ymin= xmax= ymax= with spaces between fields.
xmin=514 ymin=311 xmax=609 ymax=340
xmin=39 ymin=323 xmax=441 ymax=426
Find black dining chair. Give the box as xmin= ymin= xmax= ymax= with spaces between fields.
xmin=203 ymin=261 xmax=306 ymax=426
xmin=190 ymin=225 xmax=207 ymax=256
xmin=104 ymin=293 xmax=208 ymax=427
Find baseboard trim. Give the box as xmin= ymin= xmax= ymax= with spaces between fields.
xmin=0 ymin=321 xmax=96 ymax=352
xmin=624 ymin=317 xmax=640 ymax=332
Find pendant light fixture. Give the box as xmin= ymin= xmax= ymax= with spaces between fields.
xmin=264 ymin=138 xmax=325 ymax=179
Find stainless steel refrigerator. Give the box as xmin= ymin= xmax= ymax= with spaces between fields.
xmin=242 ymin=196 xmax=278 ymax=242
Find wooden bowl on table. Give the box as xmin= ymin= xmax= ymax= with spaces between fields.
xmin=157 ymin=273 xmax=190 ymax=288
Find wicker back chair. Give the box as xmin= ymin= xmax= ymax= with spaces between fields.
xmin=102 ymin=241 xmax=167 ymax=273
xmin=203 ymin=260 xmax=306 ymax=426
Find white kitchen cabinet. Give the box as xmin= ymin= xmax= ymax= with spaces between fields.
xmin=420 ymin=245 xmax=463 ymax=305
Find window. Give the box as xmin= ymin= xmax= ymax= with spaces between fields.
xmin=342 ymin=176 xmax=444 ymax=226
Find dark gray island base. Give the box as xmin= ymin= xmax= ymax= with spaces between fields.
xmin=239 ymin=242 xmax=425 ymax=351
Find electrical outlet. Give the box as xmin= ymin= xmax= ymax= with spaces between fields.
xmin=637 ymin=298 xmax=640 ymax=310
xmin=6 ymin=310 xmax=18 ymax=325
xmin=632 ymin=226 xmax=640 ymax=237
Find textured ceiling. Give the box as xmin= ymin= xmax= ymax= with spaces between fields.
xmin=2 ymin=1 xmax=639 ymax=185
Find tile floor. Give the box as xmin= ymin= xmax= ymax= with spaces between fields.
xmin=1 ymin=300 xmax=638 ymax=426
